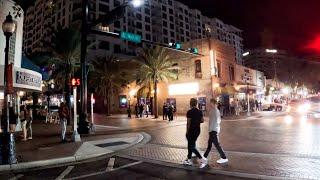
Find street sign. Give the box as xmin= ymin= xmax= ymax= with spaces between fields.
xmin=120 ymin=31 xmax=141 ymax=43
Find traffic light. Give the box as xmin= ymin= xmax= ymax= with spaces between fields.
xmin=169 ymin=42 xmax=182 ymax=49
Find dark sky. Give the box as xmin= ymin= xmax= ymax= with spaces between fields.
xmin=178 ymin=0 xmax=320 ymax=56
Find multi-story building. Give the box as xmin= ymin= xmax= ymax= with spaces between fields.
xmin=23 ymin=0 xmax=243 ymax=64
xmin=243 ymin=48 xmax=289 ymax=79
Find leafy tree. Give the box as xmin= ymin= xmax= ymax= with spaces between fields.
xmin=136 ymin=46 xmax=178 ymax=118
xmin=90 ymin=56 xmax=134 ymax=115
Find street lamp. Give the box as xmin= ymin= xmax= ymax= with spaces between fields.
xmin=1 ymin=12 xmax=17 ymax=164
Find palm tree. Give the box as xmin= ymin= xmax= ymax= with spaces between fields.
xmin=90 ymin=55 xmax=134 ymax=115
xmin=136 ymin=46 xmax=178 ymax=118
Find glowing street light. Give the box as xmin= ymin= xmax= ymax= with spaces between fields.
xmin=266 ymin=49 xmax=278 ymax=53
xmin=243 ymin=52 xmax=250 ymax=56
xmin=131 ymin=0 xmax=144 ymax=8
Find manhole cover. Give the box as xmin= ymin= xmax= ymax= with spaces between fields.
xmin=96 ymin=141 xmax=129 ymax=148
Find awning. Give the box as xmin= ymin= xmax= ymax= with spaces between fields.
xmin=21 ymin=56 xmax=49 ymax=80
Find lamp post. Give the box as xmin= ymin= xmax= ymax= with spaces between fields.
xmin=78 ymin=0 xmax=144 ymax=134
xmin=1 ymin=12 xmax=17 ymax=164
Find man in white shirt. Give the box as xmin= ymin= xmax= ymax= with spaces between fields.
xmin=200 ymin=98 xmax=228 ymax=168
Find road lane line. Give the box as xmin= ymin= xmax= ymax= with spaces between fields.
xmin=106 ymin=157 xmax=115 ymax=171
xmin=107 ymin=161 xmax=142 ymax=172
xmin=55 ymin=166 xmax=74 ymax=180
xmin=67 ymin=161 xmax=143 ymax=180
xmin=9 ymin=174 xmax=24 ymax=180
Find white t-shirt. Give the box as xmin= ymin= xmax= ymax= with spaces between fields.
xmin=208 ymin=107 xmax=221 ymax=133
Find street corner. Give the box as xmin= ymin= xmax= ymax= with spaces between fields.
xmin=0 ymin=132 xmax=149 ymax=173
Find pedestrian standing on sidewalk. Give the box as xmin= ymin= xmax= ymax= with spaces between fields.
xmin=26 ymin=106 xmax=33 ymax=140
xmin=19 ymin=105 xmax=27 ymax=141
xmin=168 ymin=104 xmax=174 ymax=121
xmin=59 ymin=102 xmax=69 ymax=143
xmin=200 ymin=99 xmax=228 ymax=168
xmin=235 ymin=99 xmax=240 ymax=116
xmin=145 ymin=104 xmax=149 ymax=118
xmin=162 ymin=103 xmax=168 ymax=120
xmin=9 ymin=107 xmax=18 ymax=132
xmin=135 ymin=103 xmax=139 ymax=118
xmin=183 ymin=98 xmax=205 ymax=166
xmin=139 ymin=103 xmax=144 ymax=118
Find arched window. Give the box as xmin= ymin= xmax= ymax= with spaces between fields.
xmin=195 ymin=60 xmax=202 ymax=78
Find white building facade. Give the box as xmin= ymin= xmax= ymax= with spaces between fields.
xmin=0 ymin=0 xmax=43 ymax=110
xmin=23 ymin=0 xmax=244 ymax=64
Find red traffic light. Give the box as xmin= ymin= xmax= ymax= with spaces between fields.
xmin=71 ymin=78 xmax=80 ymax=86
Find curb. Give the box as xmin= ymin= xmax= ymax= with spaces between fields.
xmin=0 ymin=133 xmax=146 ymax=172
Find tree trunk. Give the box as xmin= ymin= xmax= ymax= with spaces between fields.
xmin=153 ymin=80 xmax=158 ymax=118
xmin=105 ymin=87 xmax=111 ymax=116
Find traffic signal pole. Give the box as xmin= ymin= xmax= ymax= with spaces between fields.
xmin=78 ymin=0 xmax=90 ymax=134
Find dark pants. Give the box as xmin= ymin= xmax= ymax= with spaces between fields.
xmin=186 ymin=130 xmax=202 ymax=159
xmin=163 ymin=112 xmax=167 ymax=120
xmin=168 ymin=113 xmax=173 ymax=121
xmin=204 ymin=131 xmax=226 ymax=159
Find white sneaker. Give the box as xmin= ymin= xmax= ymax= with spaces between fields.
xmin=191 ymin=154 xmax=197 ymax=158
xmin=199 ymin=158 xmax=208 ymax=169
xmin=216 ymin=158 xmax=228 ymax=164
xmin=182 ymin=159 xmax=193 ymax=166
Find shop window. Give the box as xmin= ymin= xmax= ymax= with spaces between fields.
xmin=195 ymin=60 xmax=202 ymax=79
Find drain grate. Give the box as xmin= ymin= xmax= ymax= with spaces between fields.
xmin=96 ymin=141 xmax=129 ymax=148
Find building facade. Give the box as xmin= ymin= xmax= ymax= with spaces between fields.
xmin=23 ymin=0 xmax=243 ymax=64
xmin=1 ymin=0 xmax=43 ymax=111
xmin=120 ymin=38 xmax=263 ymax=115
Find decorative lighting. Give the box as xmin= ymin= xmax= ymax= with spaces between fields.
xmin=266 ymin=49 xmax=278 ymax=53
xmin=242 ymin=52 xmax=250 ymax=56
xmin=169 ymin=82 xmax=199 ymax=96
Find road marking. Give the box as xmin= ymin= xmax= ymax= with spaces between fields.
xmin=106 ymin=157 xmax=115 ymax=171
xmin=94 ymin=124 xmax=121 ymax=129
xmin=9 ymin=174 xmax=24 ymax=180
xmin=55 ymin=166 xmax=74 ymax=180
xmin=66 ymin=161 xmax=143 ymax=180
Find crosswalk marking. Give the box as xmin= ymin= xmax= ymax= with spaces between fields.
xmin=66 ymin=160 xmax=143 ymax=180
xmin=106 ymin=157 xmax=115 ymax=171
xmin=55 ymin=166 xmax=74 ymax=180
xmin=9 ymin=174 xmax=24 ymax=180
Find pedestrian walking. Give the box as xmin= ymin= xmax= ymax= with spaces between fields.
xmin=200 ymin=99 xmax=228 ymax=168
xmin=26 ymin=106 xmax=33 ymax=140
xmin=19 ymin=105 xmax=28 ymax=141
xmin=162 ymin=103 xmax=168 ymax=120
xmin=255 ymin=100 xmax=259 ymax=111
xmin=183 ymin=98 xmax=205 ymax=166
xmin=59 ymin=102 xmax=69 ymax=143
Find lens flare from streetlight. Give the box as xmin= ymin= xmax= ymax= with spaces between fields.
xmin=131 ymin=0 xmax=144 ymax=8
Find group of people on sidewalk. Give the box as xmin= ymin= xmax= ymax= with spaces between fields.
xmin=134 ymin=103 xmax=150 ymax=118
xmin=183 ymin=98 xmax=228 ymax=168
xmin=162 ymin=103 xmax=176 ymax=121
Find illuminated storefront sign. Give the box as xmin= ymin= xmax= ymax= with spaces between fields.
xmin=169 ymin=82 xmax=199 ymax=95
xmin=16 ymin=71 xmax=42 ymax=88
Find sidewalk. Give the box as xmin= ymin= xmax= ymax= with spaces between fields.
xmin=0 ymin=121 xmax=148 ymax=172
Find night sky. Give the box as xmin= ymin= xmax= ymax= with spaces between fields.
xmin=178 ymin=0 xmax=320 ymax=57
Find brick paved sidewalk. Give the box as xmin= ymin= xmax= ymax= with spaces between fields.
xmin=124 ymin=144 xmax=320 ymax=180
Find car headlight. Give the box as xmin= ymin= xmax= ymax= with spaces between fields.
xmin=298 ymin=103 xmax=311 ymax=113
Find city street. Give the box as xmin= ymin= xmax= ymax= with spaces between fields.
xmin=1 ymin=110 xmax=320 ymax=179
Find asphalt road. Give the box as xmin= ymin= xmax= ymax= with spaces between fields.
xmin=0 ymin=156 xmax=247 ymax=180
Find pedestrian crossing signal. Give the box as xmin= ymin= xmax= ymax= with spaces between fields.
xmin=71 ymin=78 xmax=80 ymax=86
